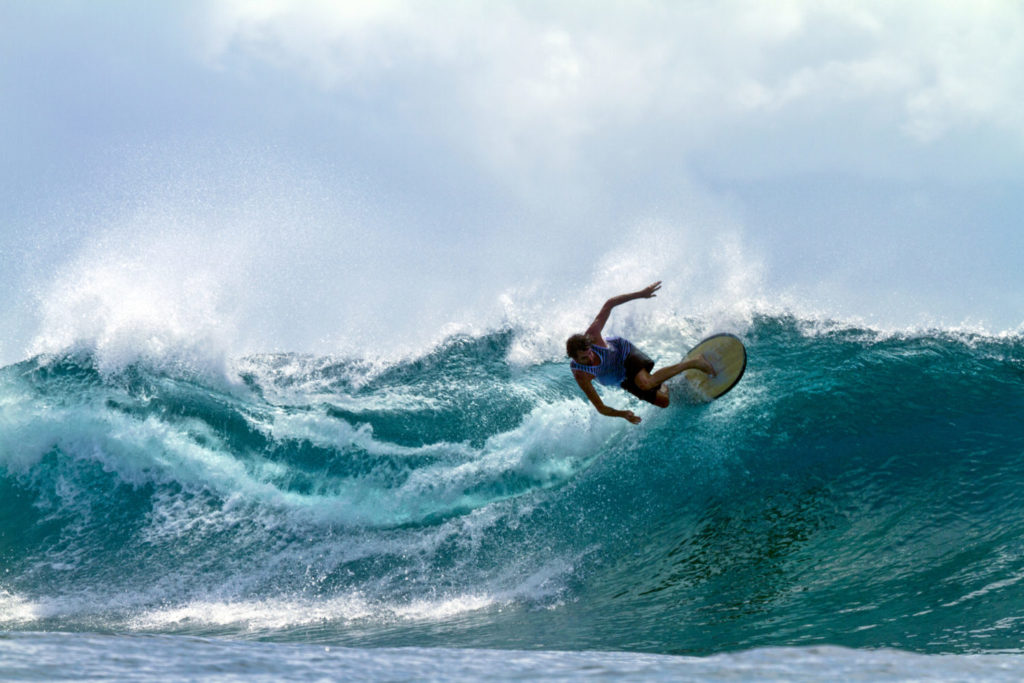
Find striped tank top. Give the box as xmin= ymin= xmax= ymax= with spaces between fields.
xmin=570 ymin=336 xmax=633 ymax=386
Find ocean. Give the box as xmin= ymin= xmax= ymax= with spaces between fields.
xmin=3 ymin=313 xmax=1024 ymax=680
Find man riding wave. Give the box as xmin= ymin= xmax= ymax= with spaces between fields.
xmin=567 ymin=281 xmax=715 ymax=424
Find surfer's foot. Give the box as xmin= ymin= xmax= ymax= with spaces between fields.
xmin=694 ymin=354 xmax=717 ymax=377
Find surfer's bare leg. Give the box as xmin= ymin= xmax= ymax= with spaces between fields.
xmin=635 ymin=354 xmax=716 ymax=392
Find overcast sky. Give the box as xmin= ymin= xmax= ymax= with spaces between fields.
xmin=2 ymin=1 xmax=1022 ymax=365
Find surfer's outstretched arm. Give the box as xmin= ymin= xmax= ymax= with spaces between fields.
xmin=573 ymin=371 xmax=641 ymax=425
xmin=584 ymin=281 xmax=662 ymax=342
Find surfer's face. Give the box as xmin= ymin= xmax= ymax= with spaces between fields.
xmin=574 ymin=348 xmax=597 ymax=365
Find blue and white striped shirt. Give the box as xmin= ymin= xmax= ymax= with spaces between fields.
xmin=570 ymin=336 xmax=633 ymax=386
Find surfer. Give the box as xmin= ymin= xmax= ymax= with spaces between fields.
xmin=567 ymin=281 xmax=715 ymax=424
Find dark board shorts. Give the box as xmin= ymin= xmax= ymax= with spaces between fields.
xmin=620 ymin=347 xmax=660 ymax=405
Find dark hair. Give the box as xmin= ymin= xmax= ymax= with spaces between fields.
xmin=566 ymin=333 xmax=593 ymax=358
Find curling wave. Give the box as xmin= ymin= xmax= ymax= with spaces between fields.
xmin=2 ymin=315 xmax=1024 ymax=654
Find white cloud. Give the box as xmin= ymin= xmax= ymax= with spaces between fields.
xmin=199 ymin=0 xmax=417 ymax=83
xmin=896 ymin=3 xmax=1024 ymax=142
xmin=196 ymin=0 xmax=1024 ymax=167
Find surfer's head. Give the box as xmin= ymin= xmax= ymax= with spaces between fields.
xmin=566 ymin=333 xmax=593 ymax=362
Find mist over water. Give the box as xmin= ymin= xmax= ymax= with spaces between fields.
xmin=20 ymin=153 xmax=774 ymax=378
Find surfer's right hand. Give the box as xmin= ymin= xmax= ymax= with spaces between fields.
xmin=624 ymin=411 xmax=641 ymax=425
xmin=638 ymin=281 xmax=662 ymax=298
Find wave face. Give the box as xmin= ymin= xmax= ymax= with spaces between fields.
xmin=2 ymin=315 xmax=1024 ymax=654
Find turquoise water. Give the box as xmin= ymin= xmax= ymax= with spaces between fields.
xmin=3 ymin=314 xmax=1024 ymax=676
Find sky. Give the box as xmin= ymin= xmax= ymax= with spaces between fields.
xmin=2 ymin=0 xmax=1023 ymax=366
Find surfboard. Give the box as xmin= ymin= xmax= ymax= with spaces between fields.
xmin=680 ymin=333 xmax=747 ymax=401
